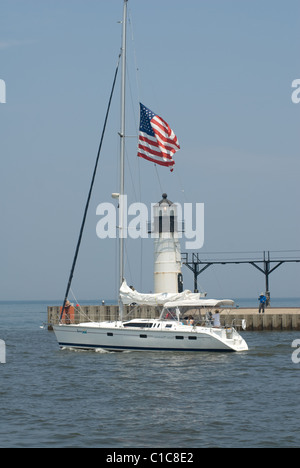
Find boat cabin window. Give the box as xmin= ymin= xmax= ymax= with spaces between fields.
xmin=123 ymin=322 xmax=153 ymax=328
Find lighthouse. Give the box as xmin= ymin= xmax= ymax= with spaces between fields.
xmin=151 ymin=194 xmax=183 ymax=294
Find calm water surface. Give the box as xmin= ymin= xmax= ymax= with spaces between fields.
xmin=0 ymin=301 xmax=299 ymax=448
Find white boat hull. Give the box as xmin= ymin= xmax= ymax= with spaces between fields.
xmin=53 ymin=322 xmax=248 ymax=353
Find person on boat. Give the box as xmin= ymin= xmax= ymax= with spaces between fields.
xmin=64 ymin=300 xmax=72 ymax=324
xmin=206 ymin=311 xmax=213 ymax=326
xmin=187 ymin=316 xmax=194 ymax=326
xmin=213 ymin=309 xmax=221 ymax=328
xmin=258 ymin=293 xmax=267 ymax=314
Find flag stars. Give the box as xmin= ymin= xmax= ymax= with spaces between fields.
xmin=140 ymin=104 xmax=155 ymax=136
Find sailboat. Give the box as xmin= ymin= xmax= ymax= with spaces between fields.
xmin=53 ymin=0 xmax=248 ymax=353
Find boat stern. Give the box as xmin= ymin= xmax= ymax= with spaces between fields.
xmin=211 ymin=327 xmax=249 ymax=352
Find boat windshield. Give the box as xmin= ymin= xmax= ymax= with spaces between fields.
xmin=161 ymin=307 xmax=181 ymax=321
xmin=160 ymin=305 xmax=213 ymax=326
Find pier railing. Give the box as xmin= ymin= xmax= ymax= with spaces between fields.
xmin=182 ymin=250 xmax=300 ymax=305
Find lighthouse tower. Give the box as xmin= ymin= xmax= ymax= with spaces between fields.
xmin=151 ymin=194 xmax=183 ymax=294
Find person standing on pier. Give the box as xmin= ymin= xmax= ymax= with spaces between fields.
xmin=258 ymin=293 xmax=267 ymax=314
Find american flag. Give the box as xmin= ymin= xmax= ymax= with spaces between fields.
xmin=138 ymin=103 xmax=180 ymax=172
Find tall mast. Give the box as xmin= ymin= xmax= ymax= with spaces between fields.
xmin=119 ymin=0 xmax=128 ymax=316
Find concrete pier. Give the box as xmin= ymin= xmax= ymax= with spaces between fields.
xmin=47 ymin=304 xmax=161 ymax=330
xmin=220 ymin=308 xmax=300 ymax=331
xmin=47 ymin=305 xmax=300 ymax=331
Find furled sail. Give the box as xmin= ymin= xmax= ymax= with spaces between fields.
xmin=120 ymin=280 xmax=205 ymax=306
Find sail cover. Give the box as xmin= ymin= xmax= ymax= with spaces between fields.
xmin=120 ymin=280 xmax=204 ymax=306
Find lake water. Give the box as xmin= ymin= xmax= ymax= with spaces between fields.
xmin=0 ymin=300 xmax=299 ymax=448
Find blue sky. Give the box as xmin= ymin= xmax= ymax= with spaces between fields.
xmin=0 ymin=0 xmax=299 ymax=301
